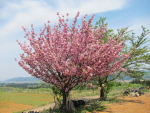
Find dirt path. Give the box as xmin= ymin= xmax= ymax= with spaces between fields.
xmin=98 ymin=92 xmax=150 ymax=113
xmin=23 ymin=103 xmax=55 ymax=113
xmin=23 ymin=95 xmax=100 ymax=113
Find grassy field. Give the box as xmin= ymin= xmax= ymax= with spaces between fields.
xmin=0 ymin=82 xmax=149 ymax=113
xmin=0 ymin=87 xmax=100 ymax=113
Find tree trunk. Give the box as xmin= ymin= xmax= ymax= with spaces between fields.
xmin=61 ymin=90 xmax=75 ymax=112
xmin=62 ymin=90 xmax=75 ymax=112
xmin=62 ymin=91 xmax=69 ymax=109
xmin=98 ymin=77 xmax=106 ymax=100
xmin=100 ymin=87 xmax=106 ymax=100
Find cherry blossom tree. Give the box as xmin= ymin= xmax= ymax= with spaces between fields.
xmin=16 ymin=12 xmax=129 ymax=111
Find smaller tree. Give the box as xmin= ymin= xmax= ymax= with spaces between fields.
xmin=94 ymin=18 xmax=150 ymax=100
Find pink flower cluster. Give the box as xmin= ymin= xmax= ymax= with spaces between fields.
xmin=88 ymin=83 xmax=96 ymax=88
xmin=17 ymin=12 xmax=129 ymax=93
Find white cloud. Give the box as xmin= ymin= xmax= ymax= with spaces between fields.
xmin=78 ymin=0 xmax=127 ymax=14
xmin=56 ymin=0 xmax=127 ymax=14
xmin=0 ymin=0 xmax=56 ymax=38
xmin=0 ymin=0 xmax=127 ymax=38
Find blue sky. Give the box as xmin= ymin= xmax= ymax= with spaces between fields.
xmin=0 ymin=0 xmax=150 ymax=81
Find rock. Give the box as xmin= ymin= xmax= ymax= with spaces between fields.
xmin=66 ymin=99 xmax=76 ymax=112
xmin=146 ymin=86 xmax=150 ymax=90
xmin=135 ymin=92 xmax=140 ymax=97
xmin=130 ymin=92 xmax=139 ymax=97
xmin=123 ymin=88 xmax=131 ymax=95
xmin=77 ymin=100 xmax=85 ymax=106
xmin=130 ymin=92 xmax=136 ymax=97
xmin=139 ymin=87 xmax=145 ymax=90
xmin=123 ymin=87 xmax=144 ymax=97
xmin=72 ymin=100 xmax=85 ymax=107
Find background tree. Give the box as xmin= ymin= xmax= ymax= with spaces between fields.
xmin=16 ymin=12 xmax=129 ymax=111
xmin=94 ymin=18 xmax=150 ymax=100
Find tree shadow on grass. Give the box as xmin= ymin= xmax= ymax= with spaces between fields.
xmin=76 ymin=104 xmax=106 ymax=112
xmin=76 ymin=96 xmax=127 ymax=112
xmin=120 ymin=99 xmax=144 ymax=104
xmin=107 ymin=95 xmax=146 ymax=104
xmin=76 ymin=98 xmax=107 ymax=112
xmin=107 ymin=98 xmax=125 ymax=103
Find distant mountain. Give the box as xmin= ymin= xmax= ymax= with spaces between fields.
xmin=109 ymin=70 xmax=150 ymax=81
xmin=1 ymin=77 xmax=43 ymax=83
xmin=143 ymin=71 xmax=150 ymax=79
xmin=121 ymin=70 xmax=150 ymax=80
xmin=1 ymin=70 xmax=149 ymax=83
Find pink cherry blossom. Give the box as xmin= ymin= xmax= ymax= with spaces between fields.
xmin=16 ymin=12 xmax=130 ymax=108
xmin=98 ymin=87 xmax=101 ymax=90
xmin=102 ymin=84 xmax=105 ymax=87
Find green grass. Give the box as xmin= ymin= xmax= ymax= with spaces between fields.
xmin=0 ymin=91 xmax=53 ymax=106
xmin=71 ymin=89 xmax=100 ymax=98
xmin=76 ymin=102 xmax=106 ymax=112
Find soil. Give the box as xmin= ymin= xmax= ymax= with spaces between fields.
xmin=97 ymin=92 xmax=150 ymax=113
xmin=23 ymin=93 xmax=150 ymax=113
xmin=0 ymin=101 xmax=33 ymax=113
